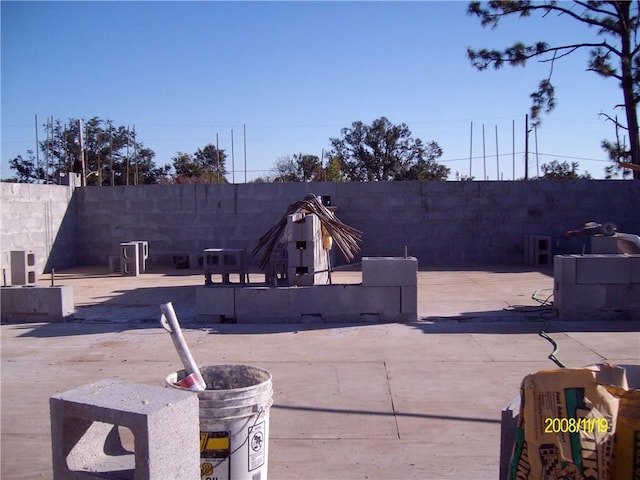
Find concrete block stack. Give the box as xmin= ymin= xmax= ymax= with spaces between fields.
xmin=203 ymin=248 xmax=248 ymax=285
xmin=553 ymin=254 xmax=640 ymax=320
xmin=362 ymin=256 xmax=418 ymax=322
xmin=285 ymin=213 xmax=329 ymax=286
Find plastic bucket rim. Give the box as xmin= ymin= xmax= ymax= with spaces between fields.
xmin=167 ymin=364 xmax=272 ymax=393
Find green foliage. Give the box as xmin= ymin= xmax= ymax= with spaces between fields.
xmin=19 ymin=116 xmax=171 ymax=185
xmin=172 ymin=144 xmax=227 ymax=183
xmin=271 ymin=154 xmax=322 ymax=182
xmin=7 ymin=150 xmax=45 ymax=183
xmin=328 ymin=117 xmax=448 ymax=181
xmin=171 ymin=145 xmax=228 ymax=184
xmin=540 ymin=160 xmax=592 ymax=179
xmin=467 ymin=1 xmax=640 ymax=175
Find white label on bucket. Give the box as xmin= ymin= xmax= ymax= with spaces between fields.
xmin=200 ymin=431 xmax=230 ymax=480
xmin=248 ymin=422 xmax=265 ymax=471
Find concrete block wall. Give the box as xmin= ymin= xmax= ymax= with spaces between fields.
xmin=553 ymin=254 xmax=640 ymax=320
xmin=197 ymin=284 xmax=406 ymax=323
xmin=2 ymin=180 xmax=639 ymax=273
xmin=0 ymin=183 xmax=77 ymax=280
xmin=74 ymin=180 xmax=640 ymax=268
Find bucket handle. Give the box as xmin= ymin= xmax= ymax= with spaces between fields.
xmin=228 ymin=406 xmax=266 ymax=457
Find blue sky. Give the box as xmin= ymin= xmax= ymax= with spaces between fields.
xmin=1 ymin=1 xmax=626 ymax=181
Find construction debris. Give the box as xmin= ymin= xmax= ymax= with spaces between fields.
xmin=253 ymin=194 xmax=362 ymax=271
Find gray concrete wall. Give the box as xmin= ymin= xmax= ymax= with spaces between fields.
xmin=73 ymin=180 xmax=640 ymax=267
xmin=2 ymin=181 xmax=637 ymax=273
xmin=0 ymin=183 xmax=77 ymax=279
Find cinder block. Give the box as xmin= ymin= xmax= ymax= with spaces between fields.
xmin=287 ymin=241 xmax=317 ymax=267
xmin=553 ymin=255 xmax=577 ymax=285
xmin=231 ymin=285 xmax=403 ymax=323
xmin=203 ymin=248 xmax=248 ymax=285
xmin=591 ymin=236 xmax=618 ymax=254
xmin=630 ymin=255 xmax=640 ymax=284
xmin=287 ymin=266 xmax=329 ymax=286
xmin=50 ymin=380 xmax=200 ymax=480
xmin=362 ymin=257 xmax=418 ymax=287
xmin=554 ymin=282 xmax=606 ymax=309
xmin=120 ymin=242 xmax=140 ymax=277
xmin=0 ymin=285 xmax=74 ymax=322
xmin=575 ymin=254 xmax=630 ymax=284
xmin=196 ymin=286 xmax=235 ymax=321
xmin=10 ymin=250 xmax=36 ymax=285
xmin=400 ymin=285 xmax=418 ymax=318
xmin=523 ymin=235 xmax=551 ymax=266
xmin=129 ymin=241 xmax=149 ymax=273
xmin=285 ymin=213 xmax=320 ymax=242
xmin=235 ymin=287 xmax=293 ymax=323
xmin=172 ymin=254 xmax=189 ymax=269
xmin=108 ymin=256 xmax=120 ymax=273
xmin=188 ymin=253 xmax=203 ymax=270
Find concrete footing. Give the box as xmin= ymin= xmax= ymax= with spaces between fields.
xmin=50 ymin=380 xmax=200 ymax=480
xmin=554 ymin=254 xmax=640 ymax=320
xmin=0 ymin=285 xmax=74 ymax=322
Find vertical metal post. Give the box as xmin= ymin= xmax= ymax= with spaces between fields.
xmin=231 ymin=128 xmax=235 ymax=184
xmin=78 ymin=119 xmax=86 ymax=187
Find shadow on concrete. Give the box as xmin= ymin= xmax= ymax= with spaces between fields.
xmin=419 ymin=264 xmax=554 ymax=277
xmin=206 ymin=322 xmax=384 ymax=335
xmin=13 ymin=284 xmax=196 ymax=338
xmin=409 ymin=318 xmax=640 ymax=334
xmin=11 ymin=322 xmax=158 ymax=339
xmin=43 ymin=191 xmax=78 ymax=274
xmin=273 ymin=404 xmax=501 ymax=425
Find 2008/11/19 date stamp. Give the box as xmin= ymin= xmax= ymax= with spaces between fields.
xmin=544 ymin=417 xmax=610 ymax=434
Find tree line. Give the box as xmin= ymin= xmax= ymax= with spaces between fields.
xmin=5 ymin=116 xmax=451 ymax=184
xmin=6 ymin=2 xmax=638 ymax=182
xmin=5 ymin=114 xmax=595 ymax=184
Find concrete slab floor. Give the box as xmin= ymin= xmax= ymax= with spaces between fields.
xmin=1 ymin=265 xmax=639 ymax=480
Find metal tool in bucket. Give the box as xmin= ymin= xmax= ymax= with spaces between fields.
xmin=160 ymin=302 xmax=206 ymax=391
xmin=167 ymin=365 xmax=274 ymax=480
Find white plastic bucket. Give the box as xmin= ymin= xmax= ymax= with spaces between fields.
xmin=166 ymin=365 xmax=273 ymax=480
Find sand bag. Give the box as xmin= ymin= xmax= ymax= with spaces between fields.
xmin=612 ymin=388 xmax=640 ymax=480
xmin=509 ymin=364 xmax=628 ymax=480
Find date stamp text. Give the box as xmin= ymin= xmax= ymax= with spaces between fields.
xmin=544 ymin=417 xmax=609 ymax=434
